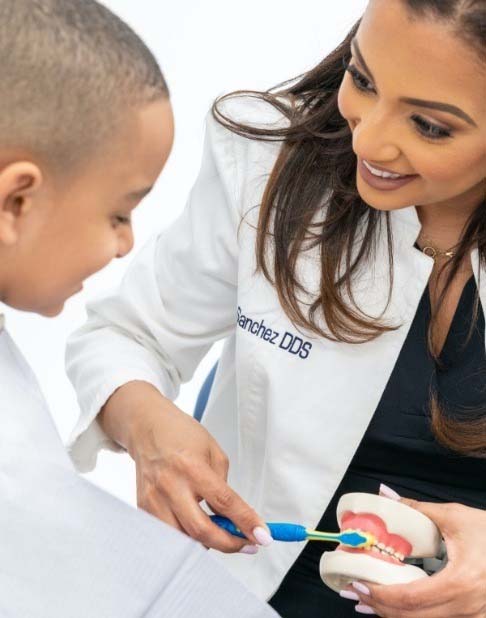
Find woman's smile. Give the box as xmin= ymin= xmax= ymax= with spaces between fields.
xmin=357 ymin=157 xmax=420 ymax=191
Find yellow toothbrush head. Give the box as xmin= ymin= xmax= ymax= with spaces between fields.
xmin=353 ymin=530 xmax=376 ymax=549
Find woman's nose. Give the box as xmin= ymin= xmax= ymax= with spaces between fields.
xmin=352 ymin=111 xmax=401 ymax=161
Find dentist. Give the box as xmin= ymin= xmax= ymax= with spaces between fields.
xmin=66 ymin=1 xmax=486 ymax=616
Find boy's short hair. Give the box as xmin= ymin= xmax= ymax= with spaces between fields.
xmin=0 ymin=0 xmax=169 ymax=174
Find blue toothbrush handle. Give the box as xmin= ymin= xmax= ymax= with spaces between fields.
xmin=210 ymin=515 xmax=308 ymax=542
xmin=210 ymin=515 xmax=246 ymax=539
xmin=266 ymin=523 xmax=308 ymax=542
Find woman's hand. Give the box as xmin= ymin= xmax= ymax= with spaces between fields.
xmin=99 ymin=380 xmax=272 ymax=554
xmin=348 ymin=492 xmax=486 ymax=617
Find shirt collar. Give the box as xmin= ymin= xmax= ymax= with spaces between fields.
xmin=389 ymin=204 xmax=421 ymax=245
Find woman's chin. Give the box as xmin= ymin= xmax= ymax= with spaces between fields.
xmin=358 ymin=187 xmax=415 ymax=212
xmin=356 ymin=178 xmax=419 ymax=212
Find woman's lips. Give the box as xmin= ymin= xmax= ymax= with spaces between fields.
xmin=358 ymin=158 xmax=419 ymax=191
xmin=338 ymin=511 xmax=413 ymax=565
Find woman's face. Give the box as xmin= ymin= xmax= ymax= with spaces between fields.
xmin=337 ymin=0 xmax=486 ymax=215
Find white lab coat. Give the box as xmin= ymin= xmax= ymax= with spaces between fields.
xmin=0 ymin=316 xmax=278 ymax=618
xmin=65 ymin=97 xmax=486 ymax=602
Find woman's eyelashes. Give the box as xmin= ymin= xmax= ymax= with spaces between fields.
xmin=343 ymin=61 xmax=453 ymax=142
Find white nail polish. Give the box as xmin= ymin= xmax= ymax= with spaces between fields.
xmin=352 ymin=581 xmax=370 ymax=596
xmin=379 ymin=483 xmax=401 ymax=501
xmin=253 ymin=526 xmax=273 ymax=546
xmin=355 ymin=604 xmax=376 ymax=615
xmin=238 ymin=545 xmax=259 ymax=555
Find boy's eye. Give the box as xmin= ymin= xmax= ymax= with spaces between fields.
xmin=342 ymin=59 xmax=453 ymax=142
xmin=112 ymin=215 xmax=131 ymax=227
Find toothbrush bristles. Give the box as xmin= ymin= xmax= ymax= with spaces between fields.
xmin=305 ymin=529 xmax=375 ymax=548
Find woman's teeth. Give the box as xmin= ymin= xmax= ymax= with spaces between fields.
xmin=363 ymin=160 xmax=406 ymax=180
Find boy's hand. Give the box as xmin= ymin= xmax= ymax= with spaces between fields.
xmin=100 ymin=381 xmax=271 ymax=554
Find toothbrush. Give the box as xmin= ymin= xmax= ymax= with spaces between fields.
xmin=210 ymin=515 xmax=375 ymax=549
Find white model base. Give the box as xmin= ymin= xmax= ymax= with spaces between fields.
xmin=320 ymin=550 xmax=428 ymax=593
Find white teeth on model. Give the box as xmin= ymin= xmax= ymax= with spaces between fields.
xmin=368 ymin=545 xmax=403 ymax=560
xmin=363 ymin=159 xmax=405 ymax=179
xmin=340 ymin=528 xmax=404 ymax=561
xmin=362 ymin=540 xmax=404 ymax=561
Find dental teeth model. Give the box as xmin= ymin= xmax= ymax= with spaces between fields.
xmin=320 ymin=492 xmax=442 ymax=593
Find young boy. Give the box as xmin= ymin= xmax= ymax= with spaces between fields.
xmin=0 ymin=1 xmax=277 ymax=616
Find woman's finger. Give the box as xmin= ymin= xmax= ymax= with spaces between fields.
xmin=138 ymin=486 xmax=185 ymax=533
xmin=363 ymin=595 xmax=481 ymax=618
xmin=188 ymin=461 xmax=272 ymax=547
xmin=209 ymin=442 xmax=230 ymax=481
xmin=351 ymin=567 xmax=463 ymax=617
xmin=168 ymin=485 xmax=253 ymax=553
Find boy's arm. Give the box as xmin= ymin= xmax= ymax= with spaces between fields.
xmin=1 ymin=326 xmax=277 ymax=616
xmin=0 ymin=458 xmax=278 ymax=617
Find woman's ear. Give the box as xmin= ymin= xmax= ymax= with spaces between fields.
xmin=0 ymin=162 xmax=43 ymax=246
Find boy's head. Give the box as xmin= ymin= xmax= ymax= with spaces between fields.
xmin=0 ymin=0 xmax=174 ymax=316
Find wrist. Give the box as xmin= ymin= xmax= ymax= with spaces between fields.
xmin=99 ymin=380 xmax=169 ymax=456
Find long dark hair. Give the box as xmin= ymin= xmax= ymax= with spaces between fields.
xmin=212 ymin=0 xmax=486 ymax=457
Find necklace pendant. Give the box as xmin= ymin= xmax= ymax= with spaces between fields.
xmin=422 ymin=246 xmax=437 ymax=260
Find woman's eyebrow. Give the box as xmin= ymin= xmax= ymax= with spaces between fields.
xmin=349 ymin=37 xmax=477 ymax=127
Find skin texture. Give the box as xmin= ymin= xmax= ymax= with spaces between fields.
xmin=101 ymin=381 xmax=270 ymax=554
xmin=0 ymin=98 xmax=174 ymax=316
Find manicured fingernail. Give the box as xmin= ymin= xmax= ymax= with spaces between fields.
xmin=379 ymin=483 xmax=401 ymax=501
xmin=238 ymin=545 xmax=259 ymax=555
xmin=355 ymin=605 xmax=376 ymax=615
xmin=253 ymin=526 xmax=273 ymax=546
xmin=339 ymin=590 xmax=360 ymax=601
xmin=352 ymin=582 xmax=371 ymax=596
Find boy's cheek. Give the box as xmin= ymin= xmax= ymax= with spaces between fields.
xmin=89 ymin=231 xmax=125 ymax=274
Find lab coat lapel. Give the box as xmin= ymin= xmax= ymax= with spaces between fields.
xmin=272 ymin=206 xmax=434 ymax=526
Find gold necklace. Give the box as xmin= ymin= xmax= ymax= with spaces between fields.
xmin=419 ymin=236 xmax=457 ymax=261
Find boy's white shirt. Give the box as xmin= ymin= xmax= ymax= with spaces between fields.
xmin=0 ymin=310 xmax=278 ymax=615
xmin=65 ymin=97 xmax=486 ymax=602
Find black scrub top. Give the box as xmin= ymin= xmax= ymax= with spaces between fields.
xmin=269 ymin=273 xmax=486 ymax=618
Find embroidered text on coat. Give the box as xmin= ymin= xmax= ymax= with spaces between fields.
xmin=237 ymin=306 xmax=313 ymax=359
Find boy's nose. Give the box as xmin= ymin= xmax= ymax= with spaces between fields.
xmin=116 ymin=229 xmax=134 ymax=259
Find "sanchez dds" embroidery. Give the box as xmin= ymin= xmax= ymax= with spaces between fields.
xmin=237 ymin=306 xmax=313 ymax=360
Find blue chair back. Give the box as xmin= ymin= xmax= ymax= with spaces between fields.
xmin=193 ymin=362 xmax=218 ymax=421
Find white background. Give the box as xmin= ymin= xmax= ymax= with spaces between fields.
xmin=4 ymin=0 xmax=367 ymax=505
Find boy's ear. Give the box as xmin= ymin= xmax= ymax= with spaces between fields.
xmin=0 ymin=162 xmax=43 ymax=246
